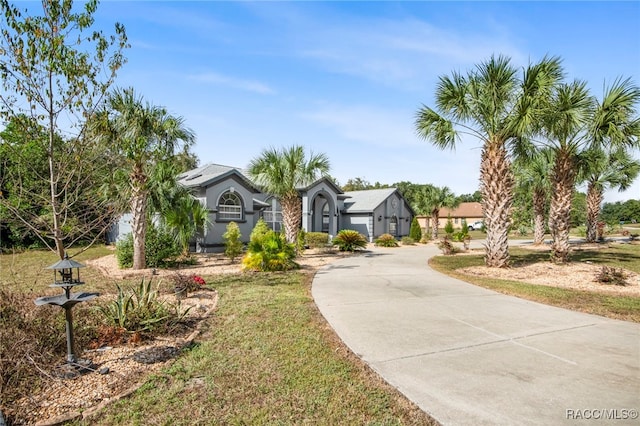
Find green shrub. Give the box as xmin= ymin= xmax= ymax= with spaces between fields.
xmin=306 ymin=232 xmax=330 ymax=249
xmin=375 ymin=233 xmax=399 ymax=247
xmin=115 ymin=234 xmax=134 ymax=268
xmin=250 ymin=218 xmax=270 ymax=242
xmin=242 ymin=230 xmax=298 ymax=271
xmin=420 ymin=228 xmax=431 ymax=243
xmin=115 ymin=224 xmax=181 ymax=269
xmin=145 ymin=225 xmax=182 ymax=267
xmin=409 ymin=217 xmax=422 ymax=242
xmin=223 ymin=221 xmax=243 ymax=261
xmin=332 ymin=230 xmax=368 ymax=252
xmin=451 ymin=226 xmax=469 ymax=242
xmin=296 ymin=228 xmax=307 ymax=253
xmin=401 ymin=236 xmax=416 ymax=245
xmin=444 ymin=216 xmax=454 ymax=235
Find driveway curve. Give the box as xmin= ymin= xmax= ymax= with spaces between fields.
xmin=312 ymin=245 xmax=640 ymax=425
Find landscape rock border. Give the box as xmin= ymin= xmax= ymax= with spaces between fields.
xmin=31 ymin=291 xmax=218 ymax=426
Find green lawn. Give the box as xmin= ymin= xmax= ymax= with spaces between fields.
xmin=429 ymin=244 xmax=640 ymax=323
xmin=1 ymin=247 xmax=434 ymax=425
xmin=84 ymin=272 xmax=434 ymax=425
xmin=0 ymin=245 xmax=118 ymax=294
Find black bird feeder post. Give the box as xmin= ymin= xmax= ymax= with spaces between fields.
xmin=34 ymin=254 xmax=99 ymax=377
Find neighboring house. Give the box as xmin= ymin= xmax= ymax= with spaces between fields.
xmin=150 ymin=163 xmax=414 ymax=251
xmin=417 ymin=202 xmax=484 ymax=231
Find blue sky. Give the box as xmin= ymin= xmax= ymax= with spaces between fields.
xmin=90 ymin=0 xmax=639 ymax=202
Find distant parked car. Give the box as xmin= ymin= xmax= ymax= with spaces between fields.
xmin=468 ymin=221 xmax=484 ymax=231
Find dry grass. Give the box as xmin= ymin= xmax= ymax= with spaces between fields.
xmin=430 ymin=243 xmax=640 ymax=322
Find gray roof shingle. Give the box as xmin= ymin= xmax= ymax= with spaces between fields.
xmin=342 ymin=188 xmax=397 ymax=213
xmin=177 ymin=163 xmax=254 ymax=189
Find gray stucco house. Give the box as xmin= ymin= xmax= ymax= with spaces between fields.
xmin=110 ymin=163 xmax=414 ymax=251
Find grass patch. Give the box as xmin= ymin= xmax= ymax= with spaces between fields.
xmin=86 ymin=271 xmax=435 ymax=425
xmin=0 ymin=245 xmax=118 ymax=294
xmin=429 ymin=245 xmax=640 ymax=323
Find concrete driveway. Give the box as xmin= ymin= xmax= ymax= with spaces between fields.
xmin=312 ymin=245 xmax=640 ymax=425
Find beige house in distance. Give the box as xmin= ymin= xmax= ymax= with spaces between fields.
xmin=417 ymin=202 xmax=484 ymax=231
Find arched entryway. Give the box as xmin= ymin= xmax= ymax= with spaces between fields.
xmin=310 ymin=192 xmax=337 ymax=236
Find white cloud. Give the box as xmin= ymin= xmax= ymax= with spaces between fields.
xmin=188 ymin=72 xmax=276 ymax=95
xmin=292 ymin=16 xmax=526 ymax=90
xmin=300 ymin=104 xmax=418 ymax=148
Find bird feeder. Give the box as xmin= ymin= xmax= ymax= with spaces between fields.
xmin=34 ymin=254 xmax=99 ymax=377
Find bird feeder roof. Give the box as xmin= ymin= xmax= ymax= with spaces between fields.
xmin=46 ymin=257 xmax=86 ymax=270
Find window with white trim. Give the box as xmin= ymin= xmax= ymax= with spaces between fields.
xmin=263 ymin=198 xmax=282 ymax=231
xmin=218 ymin=191 xmax=243 ymax=221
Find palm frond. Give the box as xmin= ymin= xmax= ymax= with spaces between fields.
xmin=414 ymin=106 xmax=458 ymax=150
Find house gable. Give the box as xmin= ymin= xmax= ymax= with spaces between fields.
xmin=341 ymin=188 xmax=414 ymax=241
xmin=300 ymin=177 xmax=343 ymax=237
xmin=177 ymin=163 xmax=268 ymax=251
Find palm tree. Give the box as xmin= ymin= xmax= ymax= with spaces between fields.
xmin=415 ymin=55 xmax=563 ymax=267
xmin=513 ymin=148 xmax=554 ymax=245
xmin=162 ymin=195 xmax=210 ymax=256
xmin=248 ymin=145 xmax=330 ymax=244
xmin=413 ymin=185 xmax=459 ymax=239
xmin=580 ymin=148 xmax=640 ymax=242
xmin=541 ymin=81 xmax=592 ymax=262
xmin=582 ymin=77 xmax=640 ymax=242
xmin=543 ymin=77 xmax=639 ymax=260
xmin=92 ymin=88 xmax=195 ymax=269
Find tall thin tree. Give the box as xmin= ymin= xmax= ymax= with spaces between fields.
xmin=0 ymin=0 xmax=128 ymax=259
xmin=542 ymin=81 xmax=592 ymax=262
xmin=583 ymin=78 xmax=640 ymax=242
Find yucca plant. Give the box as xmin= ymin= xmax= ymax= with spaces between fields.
xmin=99 ymin=278 xmax=170 ymax=332
xmin=100 ymin=285 xmax=133 ymax=329
xmin=332 ymin=230 xmax=368 ymax=252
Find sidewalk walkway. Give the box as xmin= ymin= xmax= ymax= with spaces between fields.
xmin=312 ymin=245 xmax=640 ymax=425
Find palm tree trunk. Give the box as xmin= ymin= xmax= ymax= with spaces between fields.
xmin=131 ymin=164 xmax=148 ymax=270
xmin=431 ymin=209 xmax=439 ymax=239
xmin=281 ymin=195 xmax=302 ymax=244
xmin=585 ymin=182 xmax=603 ymax=243
xmin=480 ymin=139 xmax=513 ymax=268
xmin=532 ymin=188 xmax=546 ymax=245
xmin=549 ymin=150 xmax=576 ymax=263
